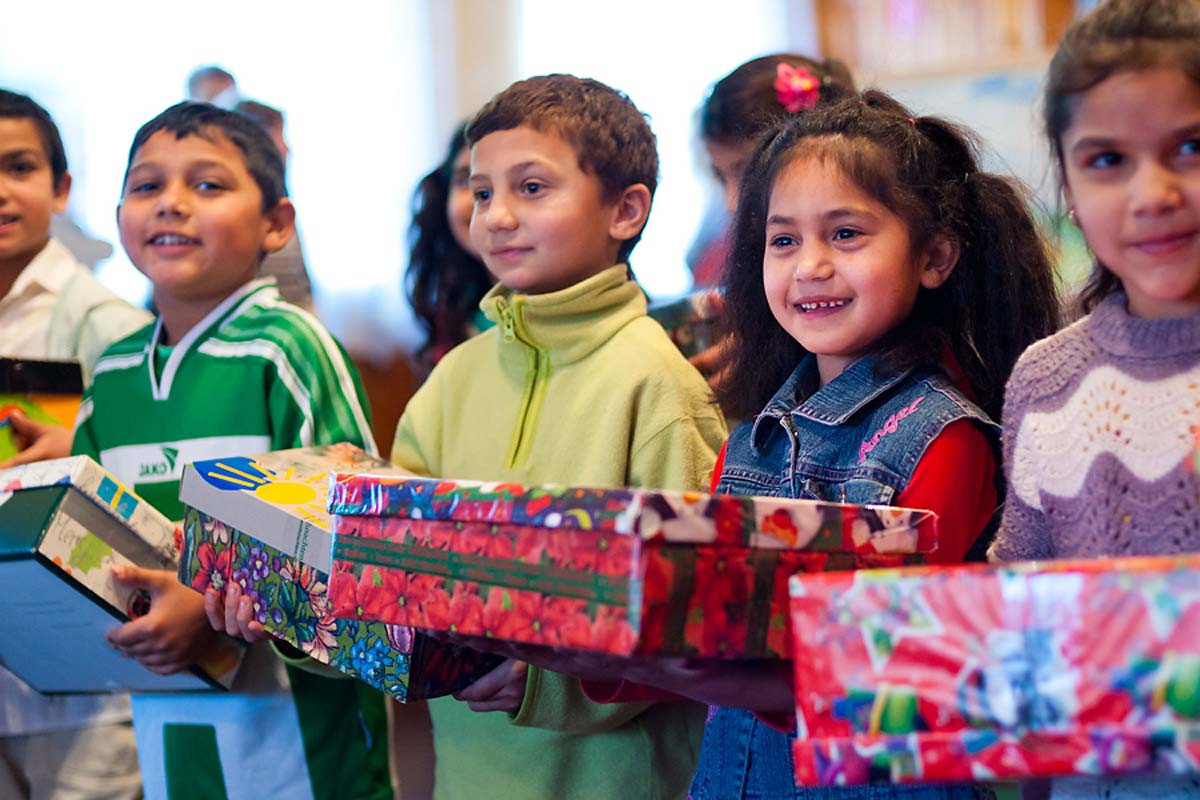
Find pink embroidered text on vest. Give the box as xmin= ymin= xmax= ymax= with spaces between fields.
xmin=858 ymin=396 xmax=925 ymax=463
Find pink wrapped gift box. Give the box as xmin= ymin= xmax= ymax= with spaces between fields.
xmin=789 ymin=555 xmax=1200 ymax=785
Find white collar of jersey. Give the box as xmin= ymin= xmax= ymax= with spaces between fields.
xmin=146 ymin=278 xmax=280 ymax=401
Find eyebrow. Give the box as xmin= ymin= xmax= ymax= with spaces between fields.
xmin=1069 ymin=135 xmax=1118 ymax=155
xmin=469 ymin=159 xmax=552 ymax=185
xmin=0 ymin=148 xmax=43 ymax=161
xmin=507 ymin=160 xmax=541 ymax=172
xmin=766 ymin=208 xmax=868 ymax=226
xmin=127 ymin=158 xmax=234 ymax=173
xmin=1070 ymin=122 xmax=1200 ymax=154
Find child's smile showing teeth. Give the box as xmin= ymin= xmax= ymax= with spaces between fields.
xmin=762 ymin=156 xmax=950 ymax=385
xmin=796 ymin=297 xmax=851 ymax=313
xmin=149 ymin=233 xmax=199 ymax=246
xmin=147 ymin=231 xmax=200 ymax=257
xmin=116 ymin=127 xmax=296 ymax=333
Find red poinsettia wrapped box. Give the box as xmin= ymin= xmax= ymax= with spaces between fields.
xmin=789 ymin=555 xmax=1200 ymax=785
xmin=328 ymin=475 xmax=937 ymax=658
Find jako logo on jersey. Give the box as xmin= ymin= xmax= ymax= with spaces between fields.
xmin=138 ymin=446 xmax=180 ymax=478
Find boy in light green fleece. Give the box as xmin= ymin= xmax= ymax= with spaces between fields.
xmin=390 ymin=74 xmax=727 ymax=799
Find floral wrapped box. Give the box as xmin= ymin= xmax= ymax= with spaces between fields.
xmin=328 ymin=474 xmax=937 ymax=658
xmin=0 ymin=456 xmax=236 ymax=693
xmin=788 ymin=555 xmax=1200 ymax=786
xmin=647 ymin=291 xmax=722 ymax=359
xmin=178 ymin=444 xmax=501 ymax=701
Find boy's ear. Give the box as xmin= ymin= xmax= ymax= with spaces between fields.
xmin=918 ymin=232 xmax=960 ymax=290
xmin=607 ymin=183 xmax=652 ymax=244
xmin=261 ymin=198 xmax=296 ymax=255
xmin=52 ymin=173 xmax=72 ymax=215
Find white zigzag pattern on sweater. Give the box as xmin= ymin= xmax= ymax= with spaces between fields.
xmin=1012 ymin=365 xmax=1200 ymax=509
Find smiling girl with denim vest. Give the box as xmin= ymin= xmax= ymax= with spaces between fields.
xmin=557 ymin=91 xmax=1063 ymax=799
xmin=690 ymin=89 xmax=1062 ymax=799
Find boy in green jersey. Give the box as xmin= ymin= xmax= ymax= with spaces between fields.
xmin=72 ymin=103 xmax=391 ymax=800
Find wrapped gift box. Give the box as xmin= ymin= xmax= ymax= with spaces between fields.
xmin=788 ymin=555 xmax=1200 ymax=785
xmin=179 ymin=444 xmax=501 ymax=701
xmin=647 ymin=291 xmax=722 ymax=358
xmin=0 ymin=457 xmax=236 ymax=693
xmin=329 ymin=475 xmax=937 ymax=658
xmin=0 ymin=358 xmax=83 ymax=461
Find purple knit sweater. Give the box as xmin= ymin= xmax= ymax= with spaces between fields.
xmin=990 ymin=292 xmax=1200 ymax=561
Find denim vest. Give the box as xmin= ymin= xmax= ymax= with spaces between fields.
xmin=690 ymin=355 xmax=997 ymax=800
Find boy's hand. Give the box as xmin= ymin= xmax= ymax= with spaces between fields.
xmin=1019 ymin=780 xmax=1051 ymax=800
xmin=453 ymin=658 xmax=528 ymax=714
xmin=435 ymin=631 xmax=792 ymax=714
xmin=106 ymin=566 xmax=221 ymax=674
xmin=0 ymin=413 xmax=73 ymax=468
xmin=204 ymin=582 xmax=267 ymax=643
xmin=620 ymin=657 xmax=794 ymax=715
xmin=434 ymin=632 xmax=628 ymax=683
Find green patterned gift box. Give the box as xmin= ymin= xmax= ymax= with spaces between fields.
xmin=0 ymin=456 xmax=236 ymax=692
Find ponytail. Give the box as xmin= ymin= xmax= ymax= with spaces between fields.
xmin=928 ymin=170 xmax=1061 ymax=417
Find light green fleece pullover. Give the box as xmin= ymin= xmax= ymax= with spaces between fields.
xmin=391 ymin=264 xmax=728 ymax=799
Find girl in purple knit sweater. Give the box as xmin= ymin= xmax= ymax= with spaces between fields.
xmin=990 ymin=0 xmax=1200 ymax=796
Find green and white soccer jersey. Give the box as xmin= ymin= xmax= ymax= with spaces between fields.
xmin=72 ymin=279 xmax=390 ymax=800
xmin=130 ymin=646 xmax=391 ymax=800
xmin=73 ymin=279 xmax=377 ymax=520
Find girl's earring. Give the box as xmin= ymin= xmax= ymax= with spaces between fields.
xmin=1067 ymin=208 xmax=1078 ymax=225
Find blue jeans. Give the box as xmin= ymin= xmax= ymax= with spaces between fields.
xmin=690 ymin=707 xmax=981 ymax=800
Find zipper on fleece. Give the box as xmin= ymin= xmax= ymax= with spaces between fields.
xmin=495 ymin=296 xmax=550 ymax=468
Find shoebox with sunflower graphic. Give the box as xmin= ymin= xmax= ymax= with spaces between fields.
xmin=178 ymin=444 xmax=503 ymax=701
xmin=327 ymin=474 xmax=937 ymax=658
xmin=647 ymin=291 xmax=722 ymax=359
xmin=0 ymin=358 xmax=83 ymax=461
xmin=787 ymin=554 xmax=1200 ymax=786
xmin=0 ymin=456 xmax=236 ymax=693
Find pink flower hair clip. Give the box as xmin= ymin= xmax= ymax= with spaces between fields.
xmin=774 ymin=63 xmax=821 ymax=113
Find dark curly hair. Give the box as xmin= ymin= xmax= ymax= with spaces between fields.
xmin=717 ymin=90 xmax=1060 ymax=422
xmin=405 ymin=125 xmax=492 ymax=367
xmin=123 ymin=101 xmax=285 ymax=211
xmin=1044 ymin=0 xmax=1200 ymax=313
xmin=467 ymin=74 xmax=658 ymax=263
